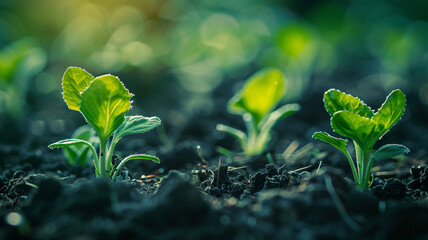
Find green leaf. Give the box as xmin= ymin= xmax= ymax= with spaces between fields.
xmin=216 ymin=146 xmax=236 ymax=156
xmin=331 ymin=111 xmax=377 ymax=150
xmin=312 ymin=131 xmax=348 ymax=153
xmin=372 ymin=144 xmax=409 ymax=161
xmin=122 ymin=154 xmax=160 ymax=163
xmin=372 ymin=89 xmax=406 ymax=138
xmin=62 ymin=67 xmax=94 ymax=111
xmin=49 ymin=139 xmax=98 ymax=162
xmin=328 ymin=89 xmax=406 ymax=151
xmin=49 ymin=138 xmax=100 ymax=173
xmin=112 ymin=115 xmax=161 ymax=144
xmin=313 ymin=131 xmax=359 ymax=183
xmin=324 ymin=89 xmax=374 ymax=118
xmin=80 ymin=74 xmax=133 ymax=141
xmin=258 ymin=103 xmax=300 ymax=132
xmin=216 ymin=124 xmax=247 ymax=148
xmin=255 ymin=104 xmax=300 ymax=153
xmin=63 ymin=125 xmax=99 ymax=166
xmin=228 ymin=68 xmax=285 ymax=124
xmin=63 ymin=147 xmax=90 ymax=166
xmin=111 ymin=154 xmax=160 ymax=181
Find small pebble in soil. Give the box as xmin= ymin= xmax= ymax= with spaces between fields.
xmin=382 ymin=179 xmax=406 ymax=199
xmin=410 ymin=165 xmax=427 ymax=179
xmin=250 ymin=172 xmax=267 ymax=193
xmin=265 ymin=164 xmax=278 ymax=177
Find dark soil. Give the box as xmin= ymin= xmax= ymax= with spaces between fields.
xmin=1 ymin=84 xmax=428 ymax=240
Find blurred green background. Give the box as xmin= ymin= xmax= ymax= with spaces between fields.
xmin=1 ymin=0 xmax=428 ymax=143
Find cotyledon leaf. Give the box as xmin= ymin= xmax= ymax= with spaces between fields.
xmin=228 ymin=68 xmax=285 ymax=124
xmin=80 ymin=74 xmax=133 ymax=141
xmin=256 ymin=103 xmax=300 ymax=151
xmin=258 ymin=103 xmax=300 ymax=132
xmin=372 ymin=144 xmax=409 ymax=161
xmin=62 ymin=67 xmax=94 ymax=111
xmin=112 ymin=115 xmax=161 ymax=144
xmin=324 ymin=89 xmax=374 ymax=118
xmin=312 ymin=131 xmax=348 ymax=154
xmin=111 ymin=154 xmax=160 ymax=181
xmin=313 ymin=131 xmax=358 ymax=182
xmin=216 ymin=124 xmax=247 ymax=148
xmin=49 ymin=138 xmax=99 ymax=174
xmin=49 ymin=139 xmax=98 ymax=162
xmin=372 ymin=89 xmax=406 ymax=138
xmin=331 ymin=111 xmax=378 ymax=150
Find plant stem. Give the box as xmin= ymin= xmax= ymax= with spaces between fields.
xmin=343 ymin=150 xmax=358 ymax=184
xmin=111 ymin=158 xmax=127 ymax=181
xmin=99 ymin=139 xmax=108 ymax=178
xmin=243 ymin=113 xmax=259 ymax=155
xmin=354 ymin=141 xmax=365 ymax=191
xmin=354 ymin=141 xmax=372 ymax=191
xmin=362 ymin=154 xmax=375 ymax=191
xmin=111 ymin=154 xmax=160 ymax=181
xmin=106 ymin=139 xmax=117 ymax=174
xmin=360 ymin=150 xmax=371 ymax=190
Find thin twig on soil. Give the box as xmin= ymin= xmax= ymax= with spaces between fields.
xmin=288 ymin=165 xmax=311 ymax=173
xmin=227 ymin=166 xmax=247 ymax=171
xmin=216 ymin=156 xmax=222 ymax=187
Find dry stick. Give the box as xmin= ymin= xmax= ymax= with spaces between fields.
xmin=373 ymin=168 xmax=410 ymax=178
xmin=316 ymin=161 xmax=323 ymax=174
xmin=25 ymin=182 xmax=39 ymax=189
xmin=208 ymin=169 xmax=215 ymax=178
xmin=236 ymin=181 xmax=252 ymax=188
xmin=287 ymin=176 xmax=294 ymax=188
xmin=324 ymin=175 xmax=361 ymax=232
xmin=288 ymin=165 xmax=312 ymax=173
xmin=228 ymin=166 xmax=247 ymax=172
xmin=200 ymin=159 xmax=210 ymax=168
xmin=283 ymin=140 xmax=299 ymax=158
xmin=216 ymin=156 xmax=222 ymax=187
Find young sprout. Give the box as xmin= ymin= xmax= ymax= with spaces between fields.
xmin=313 ymin=89 xmax=409 ymax=191
xmin=49 ymin=67 xmax=161 ymax=181
xmin=216 ymin=68 xmax=300 ymax=156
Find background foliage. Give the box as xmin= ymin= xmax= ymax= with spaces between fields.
xmin=1 ymin=0 xmax=427 ymax=143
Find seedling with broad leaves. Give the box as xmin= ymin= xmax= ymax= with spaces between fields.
xmin=313 ymin=89 xmax=409 ymax=191
xmin=216 ymin=68 xmax=300 ymax=156
xmin=49 ymin=67 xmax=161 ymax=181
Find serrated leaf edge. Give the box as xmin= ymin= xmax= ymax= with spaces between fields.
xmin=61 ymin=66 xmax=94 ymax=111
xmin=323 ymin=88 xmax=374 ymax=117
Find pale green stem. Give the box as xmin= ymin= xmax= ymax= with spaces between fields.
xmin=98 ymin=139 xmax=108 ymax=178
xmin=111 ymin=154 xmax=159 ymax=181
xmin=363 ymin=154 xmax=375 ymax=190
xmin=354 ymin=141 xmax=365 ymax=191
xmin=86 ymin=143 xmax=100 ymax=177
xmin=343 ymin=150 xmax=359 ymax=184
xmin=111 ymin=158 xmax=128 ymax=181
xmin=354 ymin=141 xmax=371 ymax=191
xmin=243 ymin=113 xmax=259 ymax=155
xmin=360 ymin=151 xmax=371 ymax=191
xmin=106 ymin=139 xmax=118 ymax=174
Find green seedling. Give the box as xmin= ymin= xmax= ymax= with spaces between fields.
xmin=0 ymin=38 xmax=46 ymax=118
xmin=49 ymin=67 xmax=161 ymax=181
xmin=216 ymin=68 xmax=300 ymax=156
xmin=313 ymin=89 xmax=409 ymax=191
xmin=62 ymin=125 xmax=99 ymax=166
